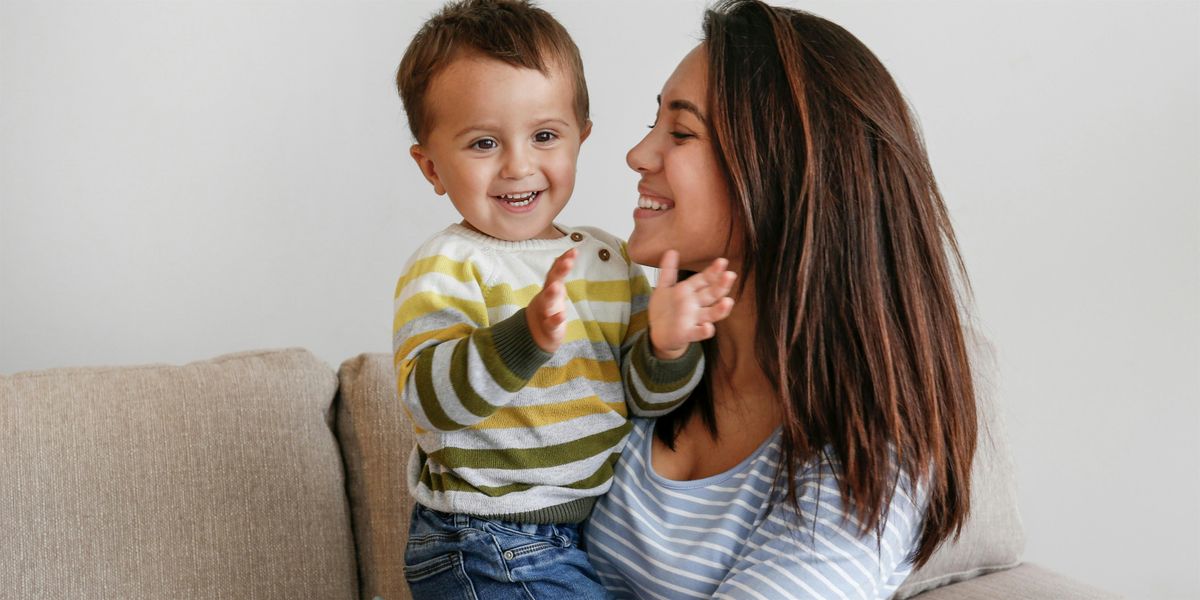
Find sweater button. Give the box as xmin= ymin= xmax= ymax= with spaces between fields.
xmin=598 ymin=248 xmax=611 ymax=261
xmin=570 ymin=232 xmax=584 ymax=242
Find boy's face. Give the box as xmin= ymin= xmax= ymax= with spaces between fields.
xmin=410 ymin=55 xmax=591 ymax=241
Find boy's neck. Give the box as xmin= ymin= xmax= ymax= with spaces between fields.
xmin=459 ymin=219 xmax=566 ymax=241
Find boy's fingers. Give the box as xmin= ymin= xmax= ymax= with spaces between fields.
xmin=545 ymin=249 xmax=577 ymax=287
xmin=698 ymin=297 xmax=735 ymax=324
xmin=692 ymin=322 xmax=716 ymax=340
xmin=657 ymin=250 xmax=680 ymax=288
xmin=543 ymin=283 xmax=564 ymax=316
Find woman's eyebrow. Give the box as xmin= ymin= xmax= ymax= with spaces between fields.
xmin=656 ymin=94 xmax=708 ymax=124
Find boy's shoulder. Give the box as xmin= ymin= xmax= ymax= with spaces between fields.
xmin=397 ymin=224 xmax=496 ymax=284
xmin=562 ymin=225 xmax=629 ymax=255
xmin=407 ymin=224 xmax=492 ymax=261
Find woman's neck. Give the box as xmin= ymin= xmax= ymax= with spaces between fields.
xmin=709 ymin=274 xmax=781 ymax=425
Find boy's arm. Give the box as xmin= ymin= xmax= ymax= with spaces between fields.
xmin=394 ymin=253 xmax=551 ymax=433
xmin=620 ymin=245 xmax=735 ymax=417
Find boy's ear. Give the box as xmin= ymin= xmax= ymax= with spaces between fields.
xmin=580 ymin=120 xmax=592 ymax=144
xmin=409 ymin=144 xmax=447 ymax=196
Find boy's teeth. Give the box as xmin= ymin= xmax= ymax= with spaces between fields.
xmin=637 ymin=195 xmax=669 ymax=211
xmin=499 ymin=191 xmax=538 ymax=206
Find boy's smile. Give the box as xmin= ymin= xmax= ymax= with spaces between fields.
xmin=409 ymin=54 xmax=591 ymax=242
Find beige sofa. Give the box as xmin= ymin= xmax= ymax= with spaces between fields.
xmin=1 ymin=348 xmax=1119 ymax=599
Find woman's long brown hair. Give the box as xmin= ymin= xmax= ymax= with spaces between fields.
xmin=655 ymin=0 xmax=977 ymax=567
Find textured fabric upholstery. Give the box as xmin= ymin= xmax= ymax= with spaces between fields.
xmin=911 ymin=563 xmax=1122 ymax=599
xmin=0 ymin=349 xmax=358 ymax=599
xmin=337 ymin=353 xmax=416 ymax=600
xmin=895 ymin=333 xmax=1026 ymax=598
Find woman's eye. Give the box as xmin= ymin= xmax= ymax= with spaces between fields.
xmin=471 ymin=139 xmax=497 ymax=150
xmin=670 ymin=131 xmax=694 ymax=140
xmin=534 ymin=131 xmax=558 ymax=143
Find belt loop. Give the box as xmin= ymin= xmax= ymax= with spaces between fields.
xmin=454 ymin=513 xmax=469 ymax=528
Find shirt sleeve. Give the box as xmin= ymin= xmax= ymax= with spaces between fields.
xmin=618 ymin=243 xmax=704 ymax=417
xmin=712 ymin=468 xmax=924 ymax=600
xmin=393 ymin=250 xmax=552 ymax=433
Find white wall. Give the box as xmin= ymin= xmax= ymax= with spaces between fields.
xmin=2 ymin=1 xmax=1197 ymax=597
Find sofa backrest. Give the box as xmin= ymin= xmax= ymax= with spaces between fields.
xmin=0 ymin=349 xmax=359 ymax=599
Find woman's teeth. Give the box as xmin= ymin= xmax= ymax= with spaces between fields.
xmin=498 ymin=191 xmax=538 ymax=207
xmin=638 ymin=195 xmax=670 ymax=211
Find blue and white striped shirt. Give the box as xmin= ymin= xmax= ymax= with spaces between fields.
xmin=584 ymin=419 xmax=924 ymax=599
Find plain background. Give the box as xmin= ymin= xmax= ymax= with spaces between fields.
xmin=2 ymin=0 xmax=1197 ymax=597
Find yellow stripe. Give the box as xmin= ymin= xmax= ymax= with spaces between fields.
xmin=627 ymin=310 xmax=648 ymax=339
xmin=528 ymin=357 xmax=621 ymax=388
xmin=472 ymin=396 xmax=627 ymax=430
xmin=393 ymin=323 xmax=474 ymax=373
xmin=565 ymin=320 xmax=624 ymax=346
xmin=394 ymin=255 xmax=478 ymax=297
xmin=393 ymin=292 xmax=487 ymax=333
xmin=488 ymin=279 xmax=633 ymax=307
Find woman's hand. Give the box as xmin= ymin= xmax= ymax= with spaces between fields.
xmin=526 ymin=248 xmax=577 ymax=353
xmin=648 ymin=250 xmax=737 ymax=359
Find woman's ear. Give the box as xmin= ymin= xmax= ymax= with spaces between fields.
xmin=409 ymin=144 xmax=446 ymax=195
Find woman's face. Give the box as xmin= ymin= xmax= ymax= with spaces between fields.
xmin=627 ymin=45 xmax=739 ymax=273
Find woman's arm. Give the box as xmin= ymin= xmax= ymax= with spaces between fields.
xmin=713 ymin=469 xmax=925 ymax=600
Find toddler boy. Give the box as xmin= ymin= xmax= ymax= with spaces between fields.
xmin=393 ymin=1 xmax=735 ymax=597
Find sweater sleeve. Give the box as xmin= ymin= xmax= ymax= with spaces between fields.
xmin=618 ymin=243 xmax=704 ymax=417
xmin=393 ymin=249 xmax=552 ymax=433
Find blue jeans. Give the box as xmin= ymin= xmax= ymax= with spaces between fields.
xmin=403 ymin=504 xmax=609 ymax=600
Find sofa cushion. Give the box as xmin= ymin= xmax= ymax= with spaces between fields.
xmin=336 ymin=353 xmax=416 ymax=600
xmin=0 ymin=348 xmax=358 ymax=599
xmin=908 ymin=563 xmax=1120 ymax=599
xmin=894 ymin=333 xmax=1025 ymax=598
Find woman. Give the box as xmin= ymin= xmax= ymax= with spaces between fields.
xmin=584 ymin=1 xmax=978 ymax=598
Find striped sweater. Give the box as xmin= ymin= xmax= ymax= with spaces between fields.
xmin=392 ymin=223 xmax=703 ymax=524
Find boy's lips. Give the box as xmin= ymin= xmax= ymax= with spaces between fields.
xmin=492 ymin=189 xmax=543 ymax=212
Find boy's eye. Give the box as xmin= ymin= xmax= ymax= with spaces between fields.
xmin=471 ymin=138 xmax=497 ymax=150
xmin=534 ymin=131 xmax=557 ymax=143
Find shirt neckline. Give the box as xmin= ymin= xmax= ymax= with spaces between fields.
xmin=642 ymin=420 xmax=783 ymax=490
xmin=446 ymin=222 xmax=579 ymax=252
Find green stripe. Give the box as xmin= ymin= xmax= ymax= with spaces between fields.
xmin=429 ymin=422 xmax=631 ymax=471
xmin=450 ymin=336 xmax=499 ymax=419
xmin=631 ymin=333 xmax=702 ymax=394
xmin=415 ymin=345 xmax=465 ymax=431
xmin=473 ymin=327 xmax=527 ymax=392
xmin=420 ymin=452 xmax=622 ymax=496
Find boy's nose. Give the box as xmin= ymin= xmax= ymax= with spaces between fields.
xmin=501 ymin=149 xmax=535 ymax=180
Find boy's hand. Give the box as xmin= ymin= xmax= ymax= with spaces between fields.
xmin=649 ymin=250 xmax=737 ymax=360
xmin=527 ymin=248 xmax=577 ymax=353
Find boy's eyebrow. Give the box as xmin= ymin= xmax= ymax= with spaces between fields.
xmin=451 ymin=118 xmax=575 ymax=139
xmin=657 ymin=94 xmax=708 ymax=125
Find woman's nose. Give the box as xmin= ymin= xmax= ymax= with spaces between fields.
xmin=626 ymin=130 xmax=659 ymax=173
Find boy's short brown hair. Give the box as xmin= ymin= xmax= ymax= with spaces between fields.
xmin=397 ymin=0 xmax=589 ymax=143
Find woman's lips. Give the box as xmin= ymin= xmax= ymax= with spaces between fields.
xmin=634 ymin=192 xmax=673 ymax=219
